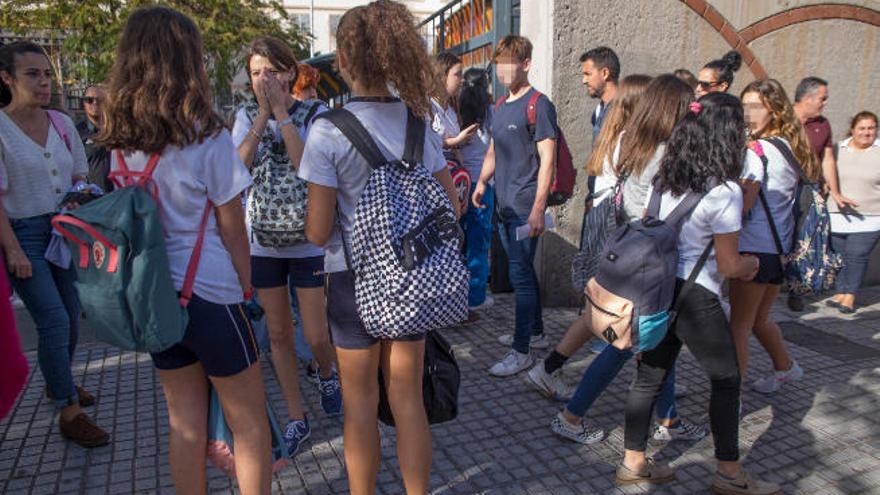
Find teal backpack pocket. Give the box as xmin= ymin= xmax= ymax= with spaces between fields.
xmin=636 ymin=311 xmax=670 ymax=353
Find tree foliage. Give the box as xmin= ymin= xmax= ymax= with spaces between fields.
xmin=1 ymin=0 xmax=309 ymax=98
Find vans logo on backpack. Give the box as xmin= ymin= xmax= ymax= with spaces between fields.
xmin=399 ymin=206 xmax=460 ymax=270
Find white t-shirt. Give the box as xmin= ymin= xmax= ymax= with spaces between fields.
xmin=592 ymin=132 xmax=623 ymax=204
xmin=0 ymin=111 xmax=88 ymax=218
xmin=231 ymin=103 xmax=325 ymax=259
xmin=740 ymin=138 xmax=798 ymax=254
xmin=431 ymin=99 xmax=461 ymax=142
xmin=111 ymin=131 xmax=252 ymax=305
xmin=651 ymin=181 xmax=743 ymax=296
xmin=622 ymin=143 xmax=665 ymax=222
xmin=298 ymin=99 xmax=448 ymax=273
xmin=740 ymin=148 xmax=763 ymax=182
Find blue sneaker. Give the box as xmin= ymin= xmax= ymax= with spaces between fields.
xmin=318 ymin=371 xmax=342 ymax=416
xmin=283 ymin=416 xmax=310 ymax=458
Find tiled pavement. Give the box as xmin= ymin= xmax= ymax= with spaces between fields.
xmin=3 ymin=289 xmax=880 ymax=494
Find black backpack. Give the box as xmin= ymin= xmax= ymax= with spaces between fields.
xmin=378 ymin=330 xmax=460 ymax=426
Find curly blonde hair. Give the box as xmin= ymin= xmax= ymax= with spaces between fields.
xmin=741 ymin=79 xmax=820 ymax=181
xmin=97 ymin=7 xmax=225 ymax=153
xmin=336 ymin=0 xmax=437 ymax=119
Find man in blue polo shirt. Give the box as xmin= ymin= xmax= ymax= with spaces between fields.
xmin=472 ymin=35 xmax=559 ymax=377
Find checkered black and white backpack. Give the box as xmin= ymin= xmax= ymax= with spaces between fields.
xmin=317 ymin=108 xmax=469 ymax=339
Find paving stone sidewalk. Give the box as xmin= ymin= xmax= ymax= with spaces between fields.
xmin=3 ymin=289 xmax=880 ymax=494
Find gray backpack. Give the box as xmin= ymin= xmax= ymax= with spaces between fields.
xmin=245 ymin=99 xmax=324 ymax=248
xmin=587 ymin=188 xmax=712 ymax=352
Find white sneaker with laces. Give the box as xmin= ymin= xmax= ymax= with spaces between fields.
xmin=497 ymin=333 xmax=549 ymax=349
xmin=527 ymin=360 xmax=574 ymax=401
xmin=752 ymin=360 xmax=804 ymax=394
xmin=550 ymin=413 xmax=604 ymax=445
xmin=651 ymin=419 xmax=707 ymax=442
xmin=489 ymin=350 xmax=534 ymax=377
xmin=469 ymin=295 xmax=495 ymax=311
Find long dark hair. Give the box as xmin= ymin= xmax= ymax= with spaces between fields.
xmin=459 ymin=67 xmax=491 ymax=129
xmin=616 ymin=74 xmax=694 ymax=177
xmin=97 ymin=7 xmax=225 ymax=153
xmin=656 ymin=92 xmax=745 ymax=195
xmin=0 ymin=42 xmax=48 ymax=107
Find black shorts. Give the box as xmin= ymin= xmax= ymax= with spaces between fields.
xmin=251 ymin=255 xmax=324 ymax=289
xmin=325 ymin=271 xmax=425 ymax=350
xmin=151 ymin=294 xmax=259 ymax=377
xmin=742 ymin=252 xmax=784 ymax=285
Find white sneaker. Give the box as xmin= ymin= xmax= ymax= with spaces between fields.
xmin=469 ymin=295 xmax=495 ymax=311
xmin=497 ymin=333 xmax=549 ymax=349
xmin=551 ymin=413 xmax=604 ymax=445
xmin=751 ymin=360 xmax=804 ymax=394
xmin=527 ymin=360 xmax=574 ymax=401
xmin=489 ymin=350 xmax=534 ymax=377
xmin=651 ymin=419 xmax=707 ymax=442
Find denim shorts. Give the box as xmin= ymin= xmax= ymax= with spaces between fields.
xmin=325 ymin=271 xmax=425 ymax=350
xmin=251 ymin=255 xmax=324 ymax=289
xmin=151 ymin=293 xmax=259 ymax=377
xmin=742 ymin=252 xmax=784 ymax=285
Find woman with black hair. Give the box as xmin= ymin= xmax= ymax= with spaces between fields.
xmin=459 ymin=67 xmax=495 ymax=310
xmin=695 ymin=50 xmax=742 ymax=98
xmin=617 ymin=93 xmax=781 ymax=495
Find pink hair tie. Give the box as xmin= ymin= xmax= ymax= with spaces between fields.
xmin=689 ymin=101 xmax=702 ymax=115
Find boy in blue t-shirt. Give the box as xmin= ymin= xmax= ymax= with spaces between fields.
xmin=471 ymin=34 xmax=559 ymax=377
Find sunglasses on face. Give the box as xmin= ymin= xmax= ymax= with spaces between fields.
xmin=83 ymin=97 xmax=102 ymax=104
xmin=697 ymin=80 xmax=721 ymax=89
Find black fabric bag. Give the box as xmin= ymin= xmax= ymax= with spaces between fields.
xmin=378 ymin=330 xmax=460 ymax=426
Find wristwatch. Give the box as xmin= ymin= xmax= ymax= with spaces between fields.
xmin=279 ymin=115 xmax=295 ymax=129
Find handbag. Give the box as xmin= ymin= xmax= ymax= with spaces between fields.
xmin=378 ymin=330 xmax=460 ymax=426
xmin=206 ymin=386 xmax=290 ymax=477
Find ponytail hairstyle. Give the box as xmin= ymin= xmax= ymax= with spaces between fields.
xmin=335 ymin=0 xmax=436 ymax=119
xmin=703 ymin=50 xmax=742 ymax=90
xmin=459 ymin=67 xmax=491 ymax=130
xmin=97 ymin=7 xmax=225 ymax=153
xmin=656 ymin=92 xmax=745 ymax=195
xmin=616 ymin=74 xmax=694 ymax=178
xmin=585 ymin=74 xmax=651 ymax=175
xmin=740 ymin=79 xmax=820 ymax=181
xmin=0 ymin=42 xmax=48 ymax=107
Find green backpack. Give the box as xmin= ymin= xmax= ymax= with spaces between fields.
xmin=52 ymin=152 xmax=211 ymax=353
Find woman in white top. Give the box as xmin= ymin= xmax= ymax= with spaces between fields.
xmin=100 ymin=8 xmax=270 ymax=492
xmin=0 ymin=42 xmax=108 ymax=447
xmin=431 ymin=52 xmax=478 ymax=162
xmin=733 ymin=79 xmax=822 ymax=395
xmin=232 ymin=36 xmax=340 ymax=458
xmin=828 ymin=111 xmax=880 ymax=313
xmin=299 ymin=2 xmax=459 ymax=493
xmin=619 ymin=92 xmax=780 ymax=495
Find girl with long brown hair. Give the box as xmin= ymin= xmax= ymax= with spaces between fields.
xmin=431 ymin=52 xmax=478 ymax=155
xmin=732 ymin=79 xmax=819 ymax=395
xmin=99 ymin=7 xmax=271 ymax=493
xmin=298 ymin=1 xmax=459 ymax=493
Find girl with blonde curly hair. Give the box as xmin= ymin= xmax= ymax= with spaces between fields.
xmin=731 ymin=78 xmax=819 ymax=395
xmin=297 ymin=1 xmax=459 ymax=493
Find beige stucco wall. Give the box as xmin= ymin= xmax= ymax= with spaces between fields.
xmin=530 ymin=0 xmax=880 ymax=305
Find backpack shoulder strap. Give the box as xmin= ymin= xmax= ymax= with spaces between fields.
xmin=47 ymin=110 xmax=72 ymax=153
xmin=663 ymin=191 xmax=704 ymax=228
xmin=670 ymin=240 xmax=714 ymax=323
xmin=526 ymin=90 xmax=541 ymax=127
xmin=753 ymin=141 xmax=787 ymax=255
xmin=315 ymin=109 xmax=387 ymax=170
xmin=303 ymin=100 xmax=324 ymax=127
xmin=401 ymin=109 xmax=426 ymax=165
xmin=766 ymin=137 xmax=810 ymax=183
xmin=111 ymin=150 xmax=161 ymax=188
xmin=494 ymin=95 xmax=508 ymax=111
xmin=179 ymin=200 xmax=213 ymax=307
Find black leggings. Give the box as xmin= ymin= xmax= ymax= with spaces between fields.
xmin=624 ymin=279 xmax=741 ymax=461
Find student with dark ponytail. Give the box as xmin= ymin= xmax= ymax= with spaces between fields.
xmin=695 ymin=50 xmax=742 ymax=98
xmin=618 ymin=92 xmax=780 ymax=495
xmin=298 ymin=1 xmax=459 ymax=493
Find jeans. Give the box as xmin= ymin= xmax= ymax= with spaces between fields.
xmin=624 ymin=279 xmax=741 ymax=461
xmin=566 ymin=344 xmax=677 ymax=421
xmin=462 ymin=184 xmax=494 ymax=307
xmin=8 ymin=215 xmax=80 ymax=408
xmin=497 ymin=211 xmax=543 ymax=354
xmin=833 ymin=231 xmax=880 ymax=295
